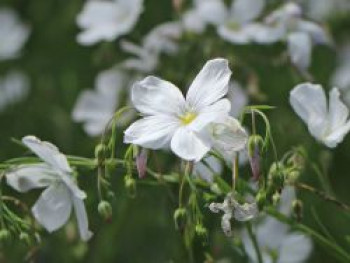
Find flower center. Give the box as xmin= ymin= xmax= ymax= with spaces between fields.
xmin=180 ymin=112 xmax=197 ymax=125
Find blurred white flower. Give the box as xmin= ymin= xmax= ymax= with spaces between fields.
xmin=290 ymin=82 xmax=350 ymax=148
xmin=124 ymin=58 xmax=234 ymax=161
xmin=6 ymin=136 xmax=92 ymax=241
xmin=0 ymin=71 xmax=30 ymax=112
xmin=331 ymin=44 xmax=350 ymax=107
xmin=0 ymin=8 xmax=30 ymax=60
xmin=304 ymin=0 xmax=350 ymax=21
xmin=120 ymin=21 xmax=182 ymax=73
xmin=76 ymin=0 xmax=143 ymax=45
xmin=72 ymin=68 xmax=133 ymax=136
xmin=217 ymin=0 xmax=266 ymax=44
xmin=182 ymin=0 xmax=227 ymax=33
xmin=263 ymin=2 xmax=331 ymax=71
xmin=209 ymin=192 xmax=258 ymax=236
xmin=241 ymin=187 xmax=312 ymax=263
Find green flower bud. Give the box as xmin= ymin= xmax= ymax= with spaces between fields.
xmin=98 ymin=200 xmax=113 ymax=222
xmin=268 ymin=162 xmax=285 ymax=188
xmin=292 ymin=199 xmax=303 ymax=221
xmin=173 ymin=208 xmax=186 ymax=229
xmin=248 ymin=135 xmax=264 ymax=157
xmin=256 ymin=190 xmax=267 ymax=210
xmin=195 ymin=223 xmax=208 ymax=238
xmin=19 ymin=232 xmax=31 ymax=246
xmin=286 ymin=170 xmax=300 ymax=184
xmin=0 ymin=229 xmax=11 ymax=242
xmin=272 ymin=192 xmax=281 ymax=205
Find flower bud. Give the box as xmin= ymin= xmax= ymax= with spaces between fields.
xmin=248 ymin=135 xmax=264 ymax=181
xmin=292 ymin=199 xmax=303 ymax=221
xmin=255 ymin=190 xmax=267 ymax=210
xmin=268 ymin=162 xmax=285 ymax=189
xmin=272 ymin=192 xmax=281 ymax=205
xmin=0 ymin=229 xmax=11 ymax=242
xmin=173 ymin=208 xmax=186 ymax=229
xmin=286 ymin=170 xmax=300 ymax=184
xmin=195 ymin=223 xmax=208 ymax=238
xmin=19 ymin=232 xmax=31 ymax=246
xmin=98 ymin=200 xmax=113 ymax=222
xmin=95 ymin=144 xmax=107 ymax=163
xmin=136 ymin=148 xmax=148 ymax=179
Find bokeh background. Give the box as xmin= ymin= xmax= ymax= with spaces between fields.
xmin=0 ymin=0 xmax=350 ymax=262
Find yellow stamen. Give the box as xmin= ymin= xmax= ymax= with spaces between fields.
xmin=180 ymin=112 xmax=197 ymax=125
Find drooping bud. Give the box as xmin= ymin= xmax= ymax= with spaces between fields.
xmin=195 ymin=223 xmax=208 ymax=238
xmin=173 ymin=208 xmax=186 ymax=229
xmin=292 ymin=199 xmax=303 ymax=221
xmin=286 ymin=170 xmax=300 ymax=184
xmin=95 ymin=143 xmax=107 ymax=164
xmin=98 ymin=200 xmax=113 ymax=222
xmin=136 ymin=148 xmax=148 ymax=179
xmin=0 ymin=229 xmax=11 ymax=242
xmin=268 ymin=162 xmax=285 ymax=189
xmin=124 ymin=176 xmax=136 ymax=197
xmin=19 ymin=232 xmax=31 ymax=246
xmin=248 ymin=135 xmax=264 ymax=181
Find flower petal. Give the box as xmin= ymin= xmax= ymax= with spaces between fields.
xmin=296 ymin=20 xmax=331 ymax=45
xmin=217 ymin=25 xmax=252 ymax=45
xmin=287 ymin=32 xmax=312 ymax=71
xmin=6 ymin=164 xmax=55 ymax=192
xmin=279 ymin=233 xmax=313 ymax=263
xmin=131 ymin=76 xmax=186 ymax=116
xmin=124 ymin=115 xmax=179 ymax=149
xmin=72 ymin=197 xmax=93 ymax=241
xmin=170 ymin=126 xmax=211 ymax=161
xmin=186 ymin=58 xmax=232 ymax=110
xmin=22 ymin=136 xmax=72 ymax=174
xmin=32 ymin=184 xmax=72 ymax=232
xmin=230 ymin=0 xmax=264 ymax=24
xmin=328 ymin=88 xmax=349 ymax=131
xmin=227 ymin=81 xmax=248 ymax=118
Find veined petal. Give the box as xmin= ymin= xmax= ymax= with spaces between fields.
xmin=32 ymin=184 xmax=72 ymax=232
xmin=186 ymin=58 xmax=232 ymax=110
xmin=58 ymin=172 xmax=87 ymax=200
xmin=22 ymin=136 xmax=72 ymax=174
xmin=290 ymin=83 xmax=328 ymax=140
xmin=170 ymin=126 xmax=211 ymax=161
xmin=230 ymin=0 xmax=265 ymax=24
xmin=72 ymin=197 xmax=93 ymax=241
xmin=131 ymin=76 xmax=186 ymax=116
xmin=6 ymin=164 xmax=55 ymax=192
xmin=279 ymin=233 xmax=313 ymax=263
xmin=287 ymin=32 xmax=312 ymax=71
xmin=323 ymin=121 xmax=350 ymax=148
xmin=328 ymin=88 xmax=349 ymax=131
xmin=124 ymin=115 xmax=179 ymax=149
xmin=187 ymin=98 xmax=231 ymax=132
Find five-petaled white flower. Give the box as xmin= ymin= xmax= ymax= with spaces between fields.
xmin=76 ymin=0 xmax=143 ymax=45
xmin=0 ymin=8 xmax=30 ymax=60
xmin=124 ymin=58 xmax=234 ymax=161
xmin=6 ymin=136 xmax=92 ymax=241
xmin=290 ymin=83 xmax=350 ymax=148
xmin=241 ymin=187 xmax=313 ymax=263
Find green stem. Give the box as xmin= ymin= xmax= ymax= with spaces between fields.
xmin=246 ymin=221 xmax=263 ymax=263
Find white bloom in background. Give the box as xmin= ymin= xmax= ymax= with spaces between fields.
xmin=76 ymin=0 xmax=143 ymax=45
xmin=263 ymin=2 xmax=331 ymax=71
xmin=304 ymin=0 xmax=350 ymax=21
xmin=120 ymin=22 xmax=182 ymax=73
xmin=182 ymin=0 xmax=227 ymax=34
xmin=217 ymin=0 xmax=266 ymax=44
xmin=241 ymin=187 xmax=312 ymax=263
xmin=0 ymin=71 xmax=30 ymax=112
xmin=331 ymin=44 xmax=350 ymax=107
xmin=290 ymin=83 xmax=350 ymax=148
xmin=193 ymin=155 xmax=223 ymax=182
xmin=72 ymin=68 xmax=133 ymax=136
xmin=6 ymin=136 xmax=92 ymax=241
xmin=124 ymin=58 xmax=234 ymax=161
xmin=0 ymin=8 xmax=30 ymax=60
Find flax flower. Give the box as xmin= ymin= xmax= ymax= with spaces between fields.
xmin=6 ymin=136 xmax=92 ymax=241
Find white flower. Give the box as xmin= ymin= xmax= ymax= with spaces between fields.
xmin=6 ymin=136 xmax=92 ymax=241
xmin=290 ymin=83 xmax=350 ymax=148
xmin=263 ymin=2 xmax=331 ymax=71
xmin=305 ymin=0 xmax=350 ymax=21
xmin=182 ymin=0 xmax=227 ymax=34
xmin=124 ymin=58 xmax=233 ymax=161
xmin=217 ymin=0 xmax=266 ymax=44
xmin=0 ymin=8 xmax=30 ymax=60
xmin=76 ymin=0 xmax=143 ymax=45
xmin=0 ymin=71 xmax=30 ymax=112
xmin=241 ymin=187 xmax=313 ymax=263
xmin=72 ymin=68 xmax=134 ymax=136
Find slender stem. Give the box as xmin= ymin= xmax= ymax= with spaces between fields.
xmin=246 ymin=221 xmax=263 ymax=263
xmin=232 ymin=155 xmax=238 ymax=190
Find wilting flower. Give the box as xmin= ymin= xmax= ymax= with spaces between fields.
xmin=262 ymin=2 xmax=331 ymax=71
xmin=241 ymin=187 xmax=312 ymax=263
xmin=76 ymin=0 xmax=143 ymax=45
xmin=72 ymin=68 xmax=134 ymax=136
xmin=0 ymin=71 xmax=30 ymax=112
xmin=290 ymin=83 xmax=350 ymax=148
xmin=209 ymin=192 xmax=258 ymax=236
xmin=0 ymin=8 xmax=30 ymax=60
xmin=217 ymin=0 xmax=266 ymax=44
xmin=124 ymin=58 xmax=233 ymax=161
xmin=6 ymin=136 xmax=92 ymax=241
xmin=182 ymin=0 xmax=227 ymax=34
